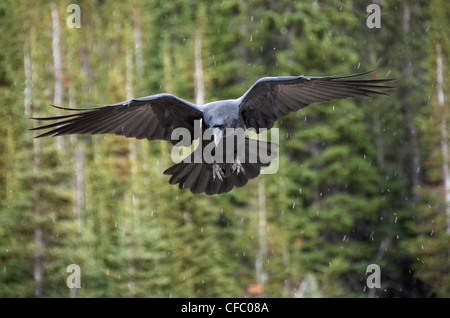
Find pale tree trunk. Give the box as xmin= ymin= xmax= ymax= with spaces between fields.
xmin=402 ymin=2 xmax=420 ymax=201
xmin=126 ymin=44 xmax=137 ymax=296
xmin=75 ymin=43 xmax=93 ymax=228
xmin=436 ymin=43 xmax=450 ymax=234
xmin=233 ymin=0 xmax=268 ymax=294
xmin=159 ymin=34 xmax=174 ymax=174
xmin=52 ymin=3 xmax=76 ymax=296
xmin=70 ymin=42 xmax=92 ymax=237
xmin=277 ymin=172 xmax=291 ymax=295
xmin=24 ymin=39 xmax=31 ymax=117
xmin=126 ymin=47 xmax=134 ymax=100
xmin=238 ymin=0 xmax=249 ymax=85
xmin=194 ymin=4 xmax=207 ymax=106
xmin=25 ymin=32 xmax=43 ymax=297
xmin=194 ymin=32 xmax=205 ymax=105
xmin=68 ymin=85 xmax=84 ymax=298
xmin=373 ymin=109 xmax=384 ymax=166
xmin=72 ymin=143 xmax=83 ymax=298
xmin=255 ymin=180 xmax=267 ymax=295
xmin=74 ymin=143 xmax=85 ymax=232
xmin=133 ymin=9 xmax=143 ymax=75
xmin=132 ymin=6 xmax=145 ymax=222
xmin=51 ymin=3 xmax=64 ymax=151
xmin=295 ymin=277 xmax=311 ymax=298
xmin=69 ymin=86 xmax=85 ymax=238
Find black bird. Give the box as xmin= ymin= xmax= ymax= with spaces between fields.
xmin=31 ymin=70 xmax=394 ymax=195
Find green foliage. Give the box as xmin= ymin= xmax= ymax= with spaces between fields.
xmin=0 ymin=0 xmax=448 ymax=297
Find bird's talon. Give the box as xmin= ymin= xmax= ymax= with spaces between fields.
xmin=231 ymin=159 xmax=244 ymax=175
xmin=212 ymin=163 xmax=225 ymax=181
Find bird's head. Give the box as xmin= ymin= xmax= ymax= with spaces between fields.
xmin=205 ymin=117 xmax=226 ymax=146
xmin=203 ymin=100 xmax=240 ymax=146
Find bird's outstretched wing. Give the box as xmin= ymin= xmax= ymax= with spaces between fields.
xmin=31 ymin=93 xmax=203 ymax=145
xmin=238 ymin=70 xmax=395 ymax=130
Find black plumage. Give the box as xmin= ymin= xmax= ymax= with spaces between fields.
xmin=31 ymin=70 xmax=394 ymax=195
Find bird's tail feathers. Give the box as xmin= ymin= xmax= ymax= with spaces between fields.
xmin=163 ymin=138 xmax=278 ymax=195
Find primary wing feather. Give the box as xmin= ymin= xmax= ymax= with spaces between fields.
xmin=31 ymin=93 xmax=203 ymax=145
xmin=238 ymin=70 xmax=395 ymax=130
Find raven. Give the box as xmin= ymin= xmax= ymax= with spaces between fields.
xmin=31 ymin=70 xmax=394 ymax=195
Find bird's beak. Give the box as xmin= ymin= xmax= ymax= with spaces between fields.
xmin=212 ymin=128 xmax=223 ymax=147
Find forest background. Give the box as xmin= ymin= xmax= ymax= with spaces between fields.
xmin=0 ymin=0 xmax=449 ymax=297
